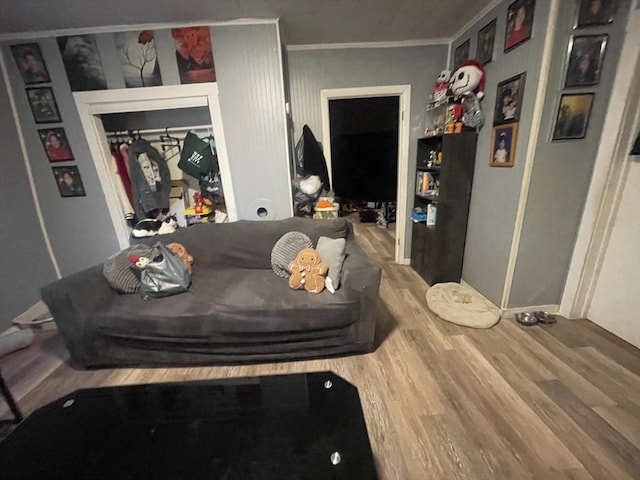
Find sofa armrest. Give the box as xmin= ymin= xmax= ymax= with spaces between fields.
xmin=41 ymin=265 xmax=116 ymax=365
xmin=341 ymin=240 xmax=381 ymax=348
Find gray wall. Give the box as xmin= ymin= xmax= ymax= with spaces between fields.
xmin=1 ymin=38 xmax=121 ymax=277
xmin=286 ymin=45 xmax=449 ymax=258
xmin=212 ymin=23 xmax=291 ymax=220
xmin=508 ymin=0 xmax=632 ymax=307
xmin=0 ymin=21 xmax=290 ymax=294
xmin=451 ymin=0 xmax=551 ymax=306
xmin=0 ymin=70 xmax=58 ymax=329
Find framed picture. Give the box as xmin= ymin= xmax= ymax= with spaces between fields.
xmin=10 ymin=43 xmax=50 ymax=84
xmin=38 ymin=128 xmax=74 ymax=162
xmin=26 ymin=87 xmax=61 ymax=124
xmin=52 ymin=166 xmax=86 ymax=197
xmin=564 ymin=34 xmax=607 ymax=88
xmin=57 ymin=35 xmax=107 ymax=91
xmin=552 ymin=93 xmax=594 ymax=141
xmin=171 ymin=27 xmax=216 ymax=84
xmin=504 ymin=0 xmax=535 ymax=52
xmin=575 ymin=0 xmax=618 ymax=28
xmin=490 ymin=123 xmax=518 ymax=167
xmin=477 ymin=19 xmax=497 ymax=65
xmin=454 ymin=40 xmax=470 ymax=71
xmin=115 ymin=30 xmax=163 ymax=88
xmin=493 ymin=72 xmax=527 ymax=125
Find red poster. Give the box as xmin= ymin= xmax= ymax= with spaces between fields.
xmin=171 ymin=27 xmax=216 ymax=84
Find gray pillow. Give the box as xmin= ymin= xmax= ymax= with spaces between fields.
xmin=316 ymin=236 xmax=346 ymax=293
xmin=103 ymin=244 xmax=153 ymax=293
xmin=271 ymin=231 xmax=313 ymax=278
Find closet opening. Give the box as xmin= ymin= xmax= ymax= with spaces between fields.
xmin=74 ymin=84 xmax=236 ymax=249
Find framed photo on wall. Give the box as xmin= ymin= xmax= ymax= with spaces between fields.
xmin=454 ymin=39 xmax=470 ymax=70
xmin=564 ymin=34 xmax=608 ymax=88
xmin=52 ymin=166 xmax=86 ymax=197
xmin=504 ymin=0 xmax=535 ymax=52
xmin=10 ymin=43 xmax=50 ymax=84
xmin=38 ymin=128 xmax=74 ymax=162
xmin=490 ymin=123 xmax=518 ymax=167
xmin=26 ymin=87 xmax=61 ymax=124
xmin=477 ymin=19 xmax=497 ymax=65
xmin=552 ymin=93 xmax=594 ymax=141
xmin=493 ymin=72 xmax=527 ymax=125
xmin=575 ymin=0 xmax=618 ymax=28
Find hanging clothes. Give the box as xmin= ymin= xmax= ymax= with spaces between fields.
xmin=111 ymin=143 xmax=133 ymax=206
xmin=129 ymin=138 xmax=171 ymax=220
xmin=108 ymin=153 xmax=135 ymax=223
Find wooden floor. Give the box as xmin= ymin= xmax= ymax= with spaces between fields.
xmin=2 ymin=221 xmax=639 ymax=479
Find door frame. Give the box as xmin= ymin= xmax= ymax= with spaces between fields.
xmin=560 ymin=9 xmax=640 ymax=318
xmin=320 ymin=85 xmax=411 ymax=264
xmin=73 ymin=83 xmax=237 ymax=249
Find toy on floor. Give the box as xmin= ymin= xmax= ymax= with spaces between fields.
xmin=288 ymin=248 xmax=328 ymax=294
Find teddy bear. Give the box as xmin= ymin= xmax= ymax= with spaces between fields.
xmin=166 ymin=242 xmax=194 ymax=274
xmin=288 ymin=248 xmax=328 ymax=294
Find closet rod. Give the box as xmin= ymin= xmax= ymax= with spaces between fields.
xmin=105 ymin=125 xmax=212 ymax=138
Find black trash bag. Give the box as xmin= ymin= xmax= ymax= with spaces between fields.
xmin=295 ymin=125 xmax=330 ymax=191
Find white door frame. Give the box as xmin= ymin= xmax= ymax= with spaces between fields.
xmin=560 ymin=9 xmax=640 ymax=318
xmin=320 ymin=85 xmax=411 ymax=265
xmin=74 ymin=83 xmax=237 ymax=249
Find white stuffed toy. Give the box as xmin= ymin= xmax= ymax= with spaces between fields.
xmin=448 ymin=60 xmax=486 ymax=99
xmin=431 ymin=69 xmax=451 ymax=102
xmin=448 ymin=60 xmax=486 ymax=128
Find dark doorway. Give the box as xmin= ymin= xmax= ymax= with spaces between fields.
xmin=329 ymin=96 xmax=399 ymax=203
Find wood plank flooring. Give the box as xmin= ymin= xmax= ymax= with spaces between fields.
xmin=1 ymin=221 xmax=639 ymax=479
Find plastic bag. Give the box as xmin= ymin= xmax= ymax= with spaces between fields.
xmin=140 ymin=242 xmax=191 ymax=298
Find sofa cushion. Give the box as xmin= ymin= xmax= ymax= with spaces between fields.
xmin=271 ymin=231 xmax=313 ymax=278
xmin=98 ymin=267 xmax=358 ymax=338
xmin=138 ymin=218 xmax=350 ymax=270
xmin=316 ymin=236 xmax=346 ymax=293
xmin=102 ymin=244 xmax=153 ymax=293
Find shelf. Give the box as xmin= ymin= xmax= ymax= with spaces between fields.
xmin=415 ymin=193 xmax=438 ymax=201
xmin=416 ymin=166 xmax=441 ymax=172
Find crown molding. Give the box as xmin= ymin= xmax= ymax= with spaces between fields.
xmin=286 ymin=38 xmax=450 ymax=51
xmin=0 ymin=18 xmax=279 ymax=41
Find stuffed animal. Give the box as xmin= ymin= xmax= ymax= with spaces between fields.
xmin=167 ymin=242 xmax=194 ymax=274
xmin=448 ymin=59 xmax=486 ymax=128
xmin=288 ymin=248 xmax=328 ymax=294
xmin=448 ymin=60 xmax=486 ymax=99
xmin=431 ymin=69 xmax=451 ymax=102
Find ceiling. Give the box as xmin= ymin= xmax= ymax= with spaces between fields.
xmin=0 ymin=0 xmax=495 ymax=44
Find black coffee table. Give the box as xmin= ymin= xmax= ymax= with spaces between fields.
xmin=0 ymin=371 xmax=377 ymax=479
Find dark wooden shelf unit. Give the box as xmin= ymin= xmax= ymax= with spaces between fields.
xmin=410 ymin=131 xmax=477 ymax=285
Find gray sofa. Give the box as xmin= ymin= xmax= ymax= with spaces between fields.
xmin=41 ymin=218 xmax=380 ymax=368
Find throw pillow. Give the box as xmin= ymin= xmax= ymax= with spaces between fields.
xmin=271 ymin=231 xmax=313 ymax=278
xmin=316 ymin=236 xmax=346 ymax=294
xmin=103 ymin=244 xmax=153 ymax=293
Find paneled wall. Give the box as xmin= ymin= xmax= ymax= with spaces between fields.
xmin=286 ymin=44 xmax=448 ymax=259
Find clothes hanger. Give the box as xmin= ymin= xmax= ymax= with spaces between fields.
xmin=160 ymin=127 xmax=181 ymax=153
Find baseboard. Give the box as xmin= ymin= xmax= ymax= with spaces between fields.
xmin=402 ymin=257 xmax=411 ymax=265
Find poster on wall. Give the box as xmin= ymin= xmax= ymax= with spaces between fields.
xmin=564 ymin=34 xmax=607 ymax=88
xmin=57 ymin=35 xmax=107 ymax=91
xmin=26 ymin=87 xmax=61 ymax=124
xmin=552 ymin=93 xmax=594 ymax=141
xmin=477 ymin=19 xmax=497 ymax=65
xmin=39 ymin=128 xmax=74 ymax=162
xmin=171 ymin=27 xmax=216 ymax=84
xmin=52 ymin=166 xmax=86 ymax=197
xmin=493 ymin=72 xmax=526 ymax=125
xmin=504 ymin=0 xmax=535 ymax=52
xmin=490 ymin=123 xmax=518 ymax=167
xmin=453 ymin=40 xmax=470 ymax=71
xmin=115 ymin=30 xmax=163 ymax=88
xmin=10 ymin=43 xmax=50 ymax=84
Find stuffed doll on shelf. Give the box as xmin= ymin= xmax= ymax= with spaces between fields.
xmin=448 ymin=59 xmax=487 ymax=129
